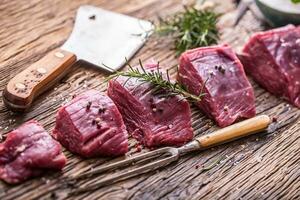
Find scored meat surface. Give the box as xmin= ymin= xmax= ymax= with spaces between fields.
xmin=53 ymin=90 xmax=128 ymax=157
xmin=241 ymin=25 xmax=300 ymax=108
xmin=178 ymin=44 xmax=256 ymax=127
xmin=0 ymin=120 xmax=66 ymax=184
xmin=107 ymin=61 xmax=194 ymax=148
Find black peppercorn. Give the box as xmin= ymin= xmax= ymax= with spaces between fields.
xmin=217 ymin=65 xmax=225 ymax=74
xmin=98 ymin=107 xmax=106 ymax=113
xmin=86 ymin=101 xmax=92 ymax=110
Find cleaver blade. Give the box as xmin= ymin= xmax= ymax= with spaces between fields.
xmin=62 ymin=5 xmax=153 ymax=72
xmin=3 ymin=5 xmax=153 ymax=112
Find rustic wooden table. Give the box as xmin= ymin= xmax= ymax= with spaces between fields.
xmin=0 ymin=0 xmax=299 ymax=199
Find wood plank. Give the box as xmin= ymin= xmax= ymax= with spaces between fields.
xmin=0 ymin=0 xmax=299 ymax=199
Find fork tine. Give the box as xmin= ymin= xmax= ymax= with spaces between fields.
xmin=70 ymin=150 xmax=179 ymax=195
xmin=70 ymin=147 xmax=175 ymax=180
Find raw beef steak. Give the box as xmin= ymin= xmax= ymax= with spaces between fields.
xmin=107 ymin=61 xmax=194 ymax=148
xmin=178 ymin=44 xmax=256 ymax=127
xmin=53 ymin=90 xmax=128 ymax=157
xmin=0 ymin=120 xmax=66 ymax=184
xmin=241 ymin=25 xmax=300 ymax=108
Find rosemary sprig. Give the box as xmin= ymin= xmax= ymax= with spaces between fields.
xmin=155 ymin=6 xmax=219 ymax=55
xmin=106 ymin=60 xmax=206 ymax=102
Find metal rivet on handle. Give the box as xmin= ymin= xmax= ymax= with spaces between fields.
xmin=36 ymin=67 xmax=47 ymax=74
xmin=55 ymin=52 xmax=65 ymax=58
xmin=15 ymin=83 xmax=26 ymax=90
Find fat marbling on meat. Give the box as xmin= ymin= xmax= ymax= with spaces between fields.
xmin=107 ymin=61 xmax=194 ymax=148
xmin=241 ymin=25 xmax=300 ymax=108
xmin=178 ymin=44 xmax=256 ymax=127
xmin=0 ymin=120 xmax=66 ymax=184
xmin=53 ymin=90 xmax=128 ymax=157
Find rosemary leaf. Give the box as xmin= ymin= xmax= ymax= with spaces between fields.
xmin=106 ymin=61 xmax=206 ymax=102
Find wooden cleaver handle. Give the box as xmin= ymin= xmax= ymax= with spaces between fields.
xmin=3 ymin=48 xmax=76 ymax=112
xmin=196 ymin=115 xmax=271 ymax=148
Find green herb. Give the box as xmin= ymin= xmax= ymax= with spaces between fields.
xmin=291 ymin=0 xmax=300 ymax=4
xmin=155 ymin=7 xmax=219 ymax=55
xmin=106 ymin=60 xmax=206 ymax=102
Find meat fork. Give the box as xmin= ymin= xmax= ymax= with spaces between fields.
xmin=70 ymin=115 xmax=270 ymax=194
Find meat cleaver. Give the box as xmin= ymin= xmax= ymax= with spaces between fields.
xmin=3 ymin=5 xmax=153 ymax=112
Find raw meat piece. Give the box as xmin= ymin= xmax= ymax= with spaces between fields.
xmin=178 ymin=44 xmax=256 ymax=127
xmin=0 ymin=120 xmax=66 ymax=184
xmin=241 ymin=25 xmax=300 ymax=108
xmin=107 ymin=61 xmax=194 ymax=148
xmin=53 ymin=90 xmax=128 ymax=157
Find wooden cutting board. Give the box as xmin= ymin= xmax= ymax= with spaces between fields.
xmin=0 ymin=0 xmax=299 ymax=199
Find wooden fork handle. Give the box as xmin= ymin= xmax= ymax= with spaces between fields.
xmin=196 ymin=115 xmax=271 ymax=148
xmin=3 ymin=48 xmax=76 ymax=112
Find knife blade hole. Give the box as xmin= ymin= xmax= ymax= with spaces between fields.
xmin=89 ymin=15 xmax=96 ymax=20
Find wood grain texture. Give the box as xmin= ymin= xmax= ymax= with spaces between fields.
xmin=0 ymin=0 xmax=299 ymax=200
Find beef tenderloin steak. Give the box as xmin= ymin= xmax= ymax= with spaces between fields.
xmin=53 ymin=90 xmax=128 ymax=157
xmin=0 ymin=120 xmax=66 ymax=184
xmin=107 ymin=61 xmax=194 ymax=148
xmin=241 ymin=25 xmax=300 ymax=108
xmin=178 ymin=44 xmax=256 ymax=127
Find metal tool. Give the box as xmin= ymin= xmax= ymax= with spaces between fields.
xmin=233 ymin=0 xmax=270 ymax=26
xmin=3 ymin=5 xmax=153 ymax=111
xmin=70 ymin=115 xmax=271 ymax=194
xmin=233 ymin=0 xmax=253 ymax=25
